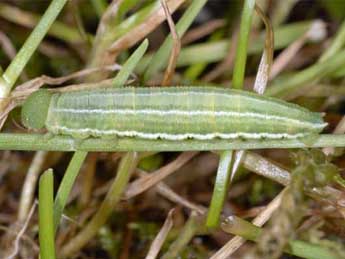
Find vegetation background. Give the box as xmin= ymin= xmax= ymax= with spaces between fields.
xmin=1 ymin=0 xmax=345 ymax=258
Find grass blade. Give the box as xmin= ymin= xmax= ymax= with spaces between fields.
xmin=89 ymin=0 xmax=107 ymax=18
xmin=1 ymin=134 xmax=345 ymax=152
xmin=53 ymin=151 xmax=88 ymax=230
xmin=112 ymin=39 xmax=149 ymax=86
xmin=1 ymin=0 xmax=68 ymax=92
xmin=39 ymin=169 xmax=56 ymax=259
xmin=232 ymin=0 xmax=255 ymax=89
xmin=206 ymin=151 xmax=233 ymax=228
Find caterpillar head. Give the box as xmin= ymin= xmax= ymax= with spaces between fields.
xmin=21 ymin=89 xmax=53 ymax=130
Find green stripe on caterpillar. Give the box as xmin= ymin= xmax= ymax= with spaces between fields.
xmin=21 ymin=87 xmax=327 ymax=140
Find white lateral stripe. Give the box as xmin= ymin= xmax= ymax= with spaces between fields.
xmin=50 ymin=125 xmax=306 ymax=140
xmin=52 ymin=107 xmax=326 ymax=129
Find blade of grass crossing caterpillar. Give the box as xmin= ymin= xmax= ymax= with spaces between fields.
xmin=209 ymin=0 xmax=274 ymax=231
xmin=206 ymin=150 xmax=234 ymax=228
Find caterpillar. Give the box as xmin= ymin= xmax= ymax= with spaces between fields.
xmin=21 ymin=87 xmax=327 ymax=140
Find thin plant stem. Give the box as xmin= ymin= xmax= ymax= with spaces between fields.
xmin=145 ymin=208 xmax=175 ymax=259
xmin=143 ymin=0 xmax=207 ymax=81
xmin=0 ymin=134 xmax=345 ymax=152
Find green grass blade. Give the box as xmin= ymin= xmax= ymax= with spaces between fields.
xmin=184 ymin=30 xmax=224 ymax=81
xmin=89 ymin=0 xmax=107 ymax=18
xmin=266 ymin=49 xmax=345 ymax=97
xmin=115 ymin=0 xmax=141 ymax=25
xmin=206 ymin=151 xmax=233 ymax=228
xmin=319 ymin=18 xmax=345 ymax=62
xmin=53 ymin=151 xmax=88 ymax=230
xmin=39 ymin=169 xmax=56 ymax=259
xmin=161 ymin=212 xmax=200 ymax=259
xmin=1 ymin=0 xmax=68 ymax=92
xmin=109 ymin=1 xmax=161 ymax=43
xmin=232 ymin=0 xmax=255 ymax=89
xmin=144 ymin=0 xmax=207 ymax=81
xmin=288 ymin=240 xmax=340 ymax=259
xmin=112 ymin=39 xmax=149 ymax=86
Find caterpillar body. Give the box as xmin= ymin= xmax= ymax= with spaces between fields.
xmin=21 ymin=87 xmax=327 ymax=140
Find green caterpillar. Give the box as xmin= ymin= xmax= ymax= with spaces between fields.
xmin=21 ymin=87 xmax=327 ymax=140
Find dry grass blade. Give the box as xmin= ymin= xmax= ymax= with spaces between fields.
xmin=253 ymin=3 xmax=273 ymax=94
xmin=85 ymin=0 xmax=123 ymax=80
xmin=96 ymin=0 xmax=123 ymax=36
xmin=269 ymin=33 xmax=306 ymax=80
xmin=18 ymin=151 xmax=47 ymax=221
xmin=124 ymin=152 xmax=199 ymax=199
xmin=254 ymin=50 xmax=270 ymax=94
xmin=145 ymin=208 xmax=175 ymax=259
xmin=333 ymin=117 xmax=345 ymax=134
xmin=38 ymin=42 xmax=70 ymax=58
xmin=6 ymin=202 xmax=37 ymax=259
xmin=161 ymin=211 xmax=201 ymax=259
xmin=108 ymin=0 xmax=185 ymax=56
xmin=53 ymin=78 xmax=115 ymax=92
xmin=0 ymin=31 xmax=17 ymax=61
xmin=136 ymin=169 xmax=206 ymax=214
xmin=0 ymin=100 xmax=17 ymax=130
xmin=270 ymin=20 xmax=326 ymax=79
xmin=324 ymin=116 xmax=345 ymax=155
xmin=11 ymin=64 xmax=123 ymax=98
xmin=79 ymin=153 xmax=97 ymax=208
xmin=181 ymin=19 xmax=225 ymax=45
xmin=211 ymin=188 xmax=287 ymax=259
xmin=155 ymin=180 xmax=206 ymax=214
xmin=160 ymin=0 xmax=181 ymax=86
xmin=230 ymin=150 xmax=245 ymax=182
